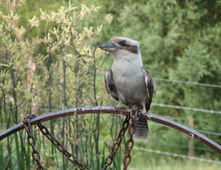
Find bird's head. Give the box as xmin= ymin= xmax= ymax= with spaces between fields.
xmin=99 ymin=37 xmax=140 ymax=55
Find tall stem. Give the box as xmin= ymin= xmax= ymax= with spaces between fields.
xmin=92 ymin=41 xmax=100 ymax=168
xmin=62 ymin=58 xmax=68 ymax=170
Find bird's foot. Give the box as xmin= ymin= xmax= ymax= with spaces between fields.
xmin=129 ymin=107 xmax=148 ymax=120
xmin=141 ymin=107 xmax=147 ymax=114
xmin=130 ymin=109 xmax=141 ymax=120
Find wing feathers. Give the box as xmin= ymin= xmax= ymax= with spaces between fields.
xmin=143 ymin=68 xmax=155 ymax=111
xmin=104 ymin=69 xmax=119 ymax=101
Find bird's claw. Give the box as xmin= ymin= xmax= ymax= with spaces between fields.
xmin=130 ymin=109 xmax=141 ymax=120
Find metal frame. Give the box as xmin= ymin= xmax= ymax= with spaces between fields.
xmin=0 ymin=106 xmax=221 ymax=154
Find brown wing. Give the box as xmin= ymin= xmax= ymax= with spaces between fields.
xmin=104 ymin=69 xmax=119 ymax=101
xmin=143 ymin=68 xmax=155 ymax=111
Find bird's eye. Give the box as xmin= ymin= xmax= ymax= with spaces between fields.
xmin=119 ymin=41 xmax=127 ymax=46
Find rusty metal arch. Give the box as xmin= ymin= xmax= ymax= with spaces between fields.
xmin=0 ymin=106 xmax=221 ymax=154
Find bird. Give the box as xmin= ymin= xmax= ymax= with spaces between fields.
xmin=99 ymin=36 xmax=155 ymax=141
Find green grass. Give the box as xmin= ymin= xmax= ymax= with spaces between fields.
xmin=129 ymin=158 xmax=220 ymax=170
xmin=128 ymin=153 xmax=220 ymax=170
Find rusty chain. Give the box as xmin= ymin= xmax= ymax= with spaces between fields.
xmin=123 ymin=118 xmax=135 ymax=170
xmin=22 ymin=114 xmax=88 ymax=170
xmin=22 ymin=115 xmax=44 ymax=170
xmin=36 ymin=122 xmax=89 ymax=170
xmin=102 ymin=115 xmax=131 ymax=170
xmin=23 ymin=113 xmax=136 ymax=170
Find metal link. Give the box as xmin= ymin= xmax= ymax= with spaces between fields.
xmin=23 ymin=113 xmax=136 ymax=170
xmin=102 ymin=115 xmax=131 ymax=170
xmin=36 ymin=122 xmax=89 ymax=170
xmin=22 ymin=114 xmax=88 ymax=170
xmin=22 ymin=115 xmax=44 ymax=170
xmin=123 ymin=119 xmax=135 ymax=170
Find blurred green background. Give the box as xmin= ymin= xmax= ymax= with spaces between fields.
xmin=0 ymin=0 xmax=221 ymax=169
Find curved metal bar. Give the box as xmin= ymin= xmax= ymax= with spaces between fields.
xmin=0 ymin=106 xmax=221 ymax=154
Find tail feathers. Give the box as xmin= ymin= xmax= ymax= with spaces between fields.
xmin=134 ymin=118 xmax=149 ymax=141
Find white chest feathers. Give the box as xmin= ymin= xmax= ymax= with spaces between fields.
xmin=112 ymin=59 xmax=147 ymax=105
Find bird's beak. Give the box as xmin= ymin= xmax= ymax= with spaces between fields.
xmin=99 ymin=43 xmax=121 ymax=52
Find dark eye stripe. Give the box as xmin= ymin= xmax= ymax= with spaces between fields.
xmin=119 ymin=40 xmax=138 ymax=54
xmin=127 ymin=45 xmax=138 ymax=54
xmin=119 ymin=41 xmax=127 ymax=46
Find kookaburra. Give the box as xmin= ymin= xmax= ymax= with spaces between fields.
xmin=99 ymin=37 xmax=155 ymax=140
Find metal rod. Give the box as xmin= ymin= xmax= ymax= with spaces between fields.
xmin=0 ymin=106 xmax=221 ymax=154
